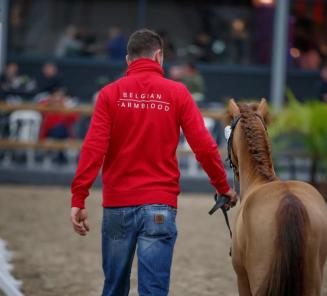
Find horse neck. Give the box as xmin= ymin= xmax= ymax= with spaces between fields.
xmin=235 ymin=129 xmax=276 ymax=199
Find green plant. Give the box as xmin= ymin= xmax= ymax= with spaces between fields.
xmin=269 ymin=90 xmax=327 ymax=184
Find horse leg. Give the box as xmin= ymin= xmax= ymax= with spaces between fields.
xmin=232 ymin=217 xmax=252 ymax=296
xmin=234 ymin=257 xmax=252 ymax=296
xmin=237 ymin=272 xmax=252 ymax=296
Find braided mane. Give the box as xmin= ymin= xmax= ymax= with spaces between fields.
xmin=238 ymin=104 xmax=275 ymax=181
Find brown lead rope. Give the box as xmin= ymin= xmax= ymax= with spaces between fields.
xmin=208 ymin=193 xmax=233 ymax=256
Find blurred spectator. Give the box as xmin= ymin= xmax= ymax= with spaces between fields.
xmin=55 ymin=25 xmax=82 ymax=57
xmin=0 ymin=62 xmax=36 ymax=102
xmin=37 ymin=62 xmax=62 ymax=94
xmin=318 ymin=64 xmax=327 ymax=102
xmin=76 ymin=25 xmax=97 ymax=57
xmin=169 ymin=62 xmax=205 ymax=102
xmin=298 ymin=48 xmax=321 ymax=70
xmin=190 ymin=32 xmax=214 ymax=62
xmin=294 ymin=21 xmax=322 ymax=70
xmin=158 ymin=30 xmax=175 ymax=61
xmin=106 ymin=26 xmax=127 ymax=60
xmin=0 ymin=62 xmax=20 ymax=98
xmin=230 ymin=19 xmax=250 ymax=64
xmin=39 ymin=87 xmax=79 ymax=140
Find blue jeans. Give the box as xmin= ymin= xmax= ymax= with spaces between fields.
xmin=101 ymin=204 xmax=178 ymax=296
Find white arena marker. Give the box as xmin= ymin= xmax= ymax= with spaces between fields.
xmin=0 ymin=239 xmax=24 ymax=296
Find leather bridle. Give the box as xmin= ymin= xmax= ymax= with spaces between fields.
xmin=226 ymin=115 xmax=242 ymax=180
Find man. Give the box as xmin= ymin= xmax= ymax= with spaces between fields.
xmin=71 ymin=29 xmax=237 ymax=296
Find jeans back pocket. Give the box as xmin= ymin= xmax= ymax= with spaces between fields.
xmin=142 ymin=205 xmax=177 ymax=238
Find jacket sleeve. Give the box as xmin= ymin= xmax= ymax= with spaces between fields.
xmin=71 ymin=90 xmax=111 ymax=208
xmin=179 ymin=86 xmax=230 ymax=194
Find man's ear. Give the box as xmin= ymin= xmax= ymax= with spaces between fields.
xmin=154 ymin=49 xmax=163 ymax=66
xmin=126 ymin=55 xmax=131 ymax=65
xmin=227 ymin=99 xmax=240 ymax=117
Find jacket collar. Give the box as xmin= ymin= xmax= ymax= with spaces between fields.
xmin=126 ymin=58 xmax=164 ymax=77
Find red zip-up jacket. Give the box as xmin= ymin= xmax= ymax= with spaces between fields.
xmin=71 ymin=58 xmax=230 ymax=208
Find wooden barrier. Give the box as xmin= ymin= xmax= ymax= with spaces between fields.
xmin=0 ymin=139 xmax=82 ymax=150
xmin=0 ymin=102 xmax=225 ymax=121
xmin=0 ymin=139 xmax=227 ymax=159
xmin=0 ymin=103 xmax=226 ymax=157
xmin=0 ymin=102 xmax=94 ymax=116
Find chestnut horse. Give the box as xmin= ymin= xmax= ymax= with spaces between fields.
xmin=226 ymin=99 xmax=327 ymax=296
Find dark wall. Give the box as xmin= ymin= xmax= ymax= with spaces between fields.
xmin=12 ymin=55 xmax=320 ymax=103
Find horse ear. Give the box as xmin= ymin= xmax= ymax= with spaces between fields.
xmin=227 ymin=98 xmax=240 ymax=117
xmin=257 ymin=98 xmax=269 ymax=121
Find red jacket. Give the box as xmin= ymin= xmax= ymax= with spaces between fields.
xmin=71 ymin=58 xmax=230 ymax=208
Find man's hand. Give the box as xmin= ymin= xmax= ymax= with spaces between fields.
xmin=222 ymin=189 xmax=238 ymax=210
xmin=71 ymin=207 xmax=90 ymax=236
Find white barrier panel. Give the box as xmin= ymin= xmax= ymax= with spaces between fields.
xmin=0 ymin=239 xmax=24 ymax=296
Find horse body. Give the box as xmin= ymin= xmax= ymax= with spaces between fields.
xmin=227 ymin=99 xmax=327 ymax=296
xmin=233 ymin=180 xmax=327 ymax=296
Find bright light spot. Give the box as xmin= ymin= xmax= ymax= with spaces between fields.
xmin=252 ymin=0 xmax=275 ymax=6
xmin=290 ymin=48 xmax=300 ymax=58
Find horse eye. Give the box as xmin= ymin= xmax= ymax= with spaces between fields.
xmin=224 ymin=125 xmax=232 ymax=140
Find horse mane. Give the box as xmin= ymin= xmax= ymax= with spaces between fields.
xmin=238 ymin=103 xmax=276 ymax=181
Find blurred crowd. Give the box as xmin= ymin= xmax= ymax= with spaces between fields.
xmin=7 ymin=0 xmax=327 ymax=69
xmin=49 ymin=20 xmax=327 ymax=72
xmin=0 ymin=57 xmax=209 ymax=161
xmin=1 ymin=12 xmax=327 ymax=165
xmin=3 ymin=0 xmax=326 ymax=168
xmin=52 ymin=24 xmax=209 ymax=63
xmin=0 ymin=56 xmax=326 ymax=153
xmin=0 ymin=62 xmax=64 ymax=102
xmin=0 ymin=59 xmax=207 ymax=105
xmin=0 ymin=62 xmax=81 ymax=162
xmin=54 ymin=25 xmax=127 ymax=60
xmin=1 ymin=56 xmax=327 ymax=167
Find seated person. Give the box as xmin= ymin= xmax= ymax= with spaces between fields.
xmin=39 ymin=87 xmax=79 ymax=164
xmin=37 ymin=62 xmax=63 ymax=94
xmin=39 ymin=87 xmax=79 ymax=140
xmin=0 ymin=62 xmax=20 ymax=98
xmin=0 ymin=62 xmax=36 ymax=102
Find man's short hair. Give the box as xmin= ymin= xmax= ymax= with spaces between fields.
xmin=127 ymin=29 xmax=163 ymax=60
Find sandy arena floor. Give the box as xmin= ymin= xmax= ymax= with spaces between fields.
xmin=0 ymin=185 xmax=326 ymax=296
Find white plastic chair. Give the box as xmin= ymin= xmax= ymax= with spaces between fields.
xmin=9 ymin=110 xmax=42 ymax=142
xmin=180 ymin=117 xmax=216 ymax=176
xmin=5 ymin=110 xmax=42 ymax=167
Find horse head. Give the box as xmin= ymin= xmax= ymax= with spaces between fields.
xmin=225 ymin=98 xmax=274 ymax=183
